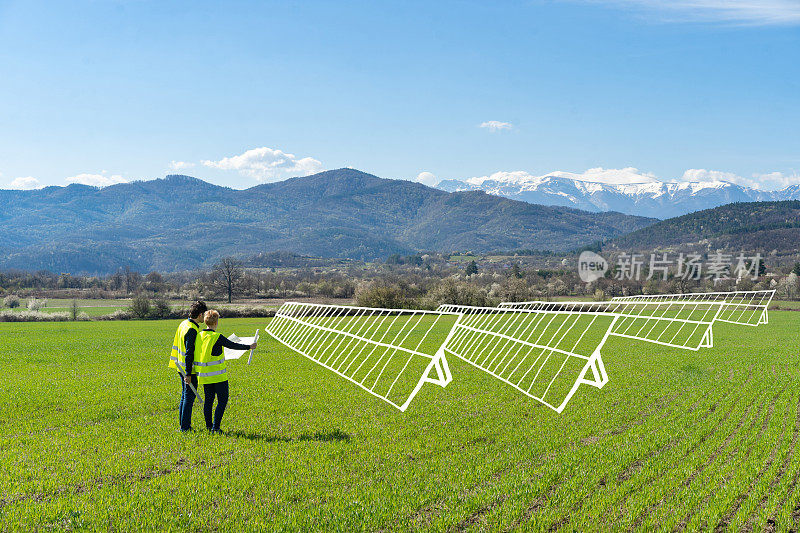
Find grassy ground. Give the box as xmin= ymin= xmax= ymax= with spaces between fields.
xmin=2 ymin=313 xmax=800 ymax=530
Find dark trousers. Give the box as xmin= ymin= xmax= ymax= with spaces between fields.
xmin=203 ymin=380 xmax=229 ymax=431
xmin=178 ymin=374 xmax=198 ymax=431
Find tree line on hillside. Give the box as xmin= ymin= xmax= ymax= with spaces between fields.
xmin=610 ymin=200 xmax=800 ymax=250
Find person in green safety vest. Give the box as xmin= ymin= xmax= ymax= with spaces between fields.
xmin=169 ymin=300 xmax=207 ymax=432
xmin=194 ymin=309 xmax=257 ymax=433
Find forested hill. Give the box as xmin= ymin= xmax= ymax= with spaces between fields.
xmin=0 ymin=169 xmax=654 ymax=274
xmin=607 ymin=200 xmax=800 ymax=251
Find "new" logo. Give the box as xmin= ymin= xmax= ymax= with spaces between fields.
xmin=578 ymin=251 xmax=609 ymax=283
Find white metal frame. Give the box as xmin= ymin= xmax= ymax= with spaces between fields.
xmin=265 ymin=302 xmax=459 ymax=411
xmin=262 ymin=291 xmax=773 ymax=414
xmin=497 ymin=300 xmax=726 ymax=350
xmin=610 ymin=289 xmax=775 ymax=326
xmin=438 ymin=304 xmax=616 ymax=413
xmin=457 ymin=294 xmax=772 ymax=412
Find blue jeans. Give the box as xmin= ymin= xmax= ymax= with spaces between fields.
xmin=178 ymin=374 xmax=198 ymax=431
xmin=203 ymin=381 xmax=229 ymax=431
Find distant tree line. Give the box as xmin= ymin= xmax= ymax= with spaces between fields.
xmin=0 ymin=252 xmax=797 ymax=310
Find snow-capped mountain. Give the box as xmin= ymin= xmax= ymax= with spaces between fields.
xmin=437 ymin=172 xmax=800 ymax=218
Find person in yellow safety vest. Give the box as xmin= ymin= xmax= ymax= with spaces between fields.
xmin=194 ymin=309 xmax=257 ymax=433
xmin=169 ymin=300 xmax=208 ymax=432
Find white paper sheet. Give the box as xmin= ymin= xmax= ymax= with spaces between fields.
xmin=224 ymin=333 xmax=257 ymax=360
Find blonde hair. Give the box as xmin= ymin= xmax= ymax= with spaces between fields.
xmin=204 ymin=309 xmax=219 ymax=328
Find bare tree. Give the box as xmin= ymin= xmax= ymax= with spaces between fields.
xmin=121 ymin=266 xmax=142 ymax=294
xmin=211 ymin=257 xmax=244 ymax=303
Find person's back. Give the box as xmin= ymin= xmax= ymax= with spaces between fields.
xmin=169 ymin=300 xmax=207 ymax=432
xmin=196 ymin=309 xmax=256 ymax=433
xmin=196 ymin=328 xmax=227 ymax=384
xmin=169 ymin=319 xmax=199 ymax=373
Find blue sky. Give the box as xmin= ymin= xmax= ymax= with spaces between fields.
xmin=1 ymin=0 xmax=798 ymax=190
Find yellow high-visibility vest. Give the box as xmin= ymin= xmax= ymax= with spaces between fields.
xmin=168 ymin=319 xmax=199 ymax=373
xmin=196 ymin=330 xmax=228 ymax=385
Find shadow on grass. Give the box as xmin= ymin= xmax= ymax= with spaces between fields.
xmin=225 ymin=428 xmax=351 ymax=443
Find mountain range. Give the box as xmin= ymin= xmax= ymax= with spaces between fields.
xmin=0 ymin=169 xmax=654 ymax=274
xmin=437 ymin=172 xmax=800 ymax=218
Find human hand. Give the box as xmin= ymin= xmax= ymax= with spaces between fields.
xmin=184 ymin=375 xmax=192 ymax=385
xmin=250 ymin=342 xmax=258 ymax=350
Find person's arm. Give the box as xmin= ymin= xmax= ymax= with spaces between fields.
xmin=218 ymin=334 xmax=255 ymax=352
xmin=183 ymin=328 xmax=198 ymax=375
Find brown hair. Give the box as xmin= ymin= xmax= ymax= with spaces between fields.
xmin=189 ymin=300 xmax=208 ymax=319
xmin=204 ymin=309 xmax=219 ymax=328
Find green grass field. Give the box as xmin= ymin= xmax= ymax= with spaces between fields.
xmin=2 ymin=312 xmax=800 ymax=531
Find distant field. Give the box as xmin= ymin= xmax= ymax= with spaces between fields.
xmin=2 ymin=311 xmax=800 ymax=530
xmin=448 ymin=255 xmax=478 ymax=262
xmin=551 ymin=295 xmax=595 ymax=302
xmin=4 ymin=298 xmax=131 ymax=316
xmin=772 ymin=300 xmax=800 ymax=311
xmin=2 ymin=298 xmax=303 ymax=318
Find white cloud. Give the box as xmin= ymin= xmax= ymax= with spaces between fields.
xmin=169 ymin=161 xmax=195 ymax=171
xmin=681 ymin=168 xmax=740 ymax=183
xmin=416 ymin=171 xmax=438 ymax=186
xmin=682 ymin=168 xmax=800 ymax=190
xmin=201 ymin=146 xmax=323 ymax=182
xmin=65 ymin=173 xmax=128 ymax=187
xmin=479 ymin=121 xmax=513 ymax=132
xmin=7 ymin=176 xmax=42 ymax=190
xmin=752 ymin=171 xmax=800 ymax=189
xmin=585 ymin=0 xmax=800 ymax=25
